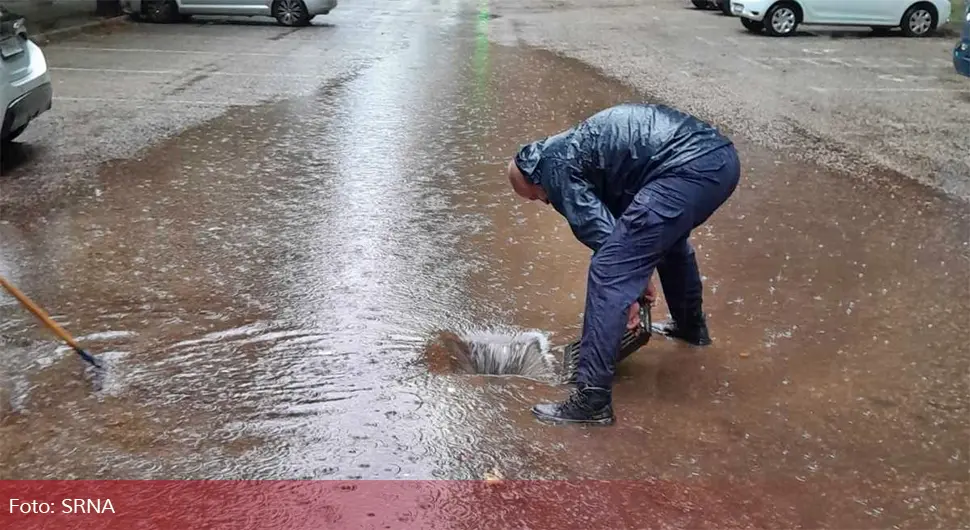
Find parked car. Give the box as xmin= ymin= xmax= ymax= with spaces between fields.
xmin=691 ymin=0 xmax=735 ymax=14
xmin=716 ymin=0 xmax=735 ymax=15
xmin=732 ymin=0 xmax=952 ymax=37
xmin=955 ymin=4 xmax=970 ymax=76
xmin=0 ymin=7 xmax=52 ymax=144
xmin=121 ymin=0 xmax=338 ymax=27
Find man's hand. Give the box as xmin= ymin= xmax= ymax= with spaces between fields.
xmin=626 ymin=302 xmax=641 ymax=330
xmin=626 ymin=280 xmax=658 ymax=330
xmin=642 ymin=280 xmax=657 ymax=306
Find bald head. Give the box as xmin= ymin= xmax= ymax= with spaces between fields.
xmin=507 ymin=158 xmax=549 ymax=204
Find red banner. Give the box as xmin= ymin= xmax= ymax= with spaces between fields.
xmin=0 ymin=480 xmax=765 ymax=529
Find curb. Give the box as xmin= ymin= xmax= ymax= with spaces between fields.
xmin=29 ymin=15 xmax=129 ymax=46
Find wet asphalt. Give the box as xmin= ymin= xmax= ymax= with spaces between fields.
xmin=490 ymin=0 xmax=970 ymax=201
xmin=1 ymin=0 xmax=968 ymax=528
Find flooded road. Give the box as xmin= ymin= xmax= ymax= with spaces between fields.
xmin=1 ymin=0 xmax=968 ymax=527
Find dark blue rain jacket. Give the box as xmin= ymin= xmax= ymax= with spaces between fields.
xmin=513 ymin=103 xmax=733 ymax=252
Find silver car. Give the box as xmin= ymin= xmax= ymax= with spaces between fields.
xmin=122 ymin=0 xmax=338 ymax=27
xmin=1 ymin=7 xmax=52 ymax=144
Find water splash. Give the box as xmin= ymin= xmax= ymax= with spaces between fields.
xmin=424 ymin=328 xmax=559 ymax=383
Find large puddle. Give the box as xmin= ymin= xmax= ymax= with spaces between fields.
xmin=0 ymin=1 xmax=967 ymax=527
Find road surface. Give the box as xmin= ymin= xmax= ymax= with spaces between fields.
xmin=1 ymin=1 xmax=967 ymax=528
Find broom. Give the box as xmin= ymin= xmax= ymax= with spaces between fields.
xmin=0 ymin=275 xmax=102 ymax=368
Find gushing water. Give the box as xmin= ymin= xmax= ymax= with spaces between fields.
xmin=425 ymin=329 xmax=559 ymax=382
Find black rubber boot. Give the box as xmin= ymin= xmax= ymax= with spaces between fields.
xmin=651 ymin=310 xmax=712 ymax=346
xmin=531 ymin=384 xmax=615 ymax=425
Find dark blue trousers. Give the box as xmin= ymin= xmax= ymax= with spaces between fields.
xmin=576 ymin=144 xmax=741 ymax=390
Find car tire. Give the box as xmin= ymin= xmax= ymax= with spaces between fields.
xmin=273 ymin=0 xmax=312 ymax=27
xmin=764 ymin=1 xmax=799 ymax=37
xmin=720 ymin=0 xmax=733 ymax=16
xmin=691 ymin=0 xmax=711 ymax=9
xmin=900 ymin=3 xmax=937 ymax=37
xmin=143 ymin=0 xmax=179 ymax=23
xmin=741 ymin=18 xmax=765 ymax=33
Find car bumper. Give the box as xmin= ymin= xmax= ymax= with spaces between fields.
xmin=955 ymin=41 xmax=970 ymax=77
xmin=305 ymin=0 xmax=338 ymax=14
xmin=731 ymin=1 xmax=771 ymax=21
xmin=2 ymin=81 xmax=52 ymax=139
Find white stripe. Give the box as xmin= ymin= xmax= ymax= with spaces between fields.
xmin=809 ymin=86 xmax=970 ymax=93
xmin=54 ymin=96 xmax=241 ymax=106
xmin=827 ymin=58 xmax=854 ymax=67
xmin=738 ymin=55 xmax=773 ymax=70
xmin=762 ymin=56 xmax=944 ymax=63
xmin=52 ymin=67 xmax=180 ymax=75
xmin=50 ymin=66 xmax=323 ymax=78
xmin=46 ymin=46 xmax=318 ymax=58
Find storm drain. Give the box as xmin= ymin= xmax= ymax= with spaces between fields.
xmin=424 ymin=330 xmax=560 ymax=383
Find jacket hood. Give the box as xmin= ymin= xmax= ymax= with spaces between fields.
xmin=513 ymin=128 xmax=575 ymax=185
xmin=513 ymin=140 xmax=544 ymax=184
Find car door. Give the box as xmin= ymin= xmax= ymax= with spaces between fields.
xmin=177 ymin=0 xmax=265 ymax=16
xmin=800 ymin=0 xmax=852 ymax=24
xmin=219 ymin=0 xmax=272 ymax=16
xmin=807 ymin=0 xmax=888 ymax=24
xmin=177 ymin=0 xmax=208 ymax=13
xmin=861 ymin=0 xmax=911 ymax=25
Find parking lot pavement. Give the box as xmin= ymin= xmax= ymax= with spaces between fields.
xmin=488 ymin=0 xmax=970 ymax=201
xmin=0 ymin=3 xmax=426 ymax=207
xmin=4 ymin=0 xmax=966 ymax=206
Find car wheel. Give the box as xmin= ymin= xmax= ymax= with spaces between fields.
xmin=764 ymin=1 xmax=799 ymax=37
xmin=720 ymin=0 xmax=733 ymax=16
xmin=691 ymin=0 xmax=711 ymax=9
xmin=900 ymin=3 xmax=937 ymax=37
xmin=143 ymin=0 xmax=179 ymax=23
xmin=741 ymin=17 xmax=765 ymax=33
xmin=273 ymin=0 xmax=311 ymax=27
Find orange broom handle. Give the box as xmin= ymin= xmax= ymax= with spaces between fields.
xmin=0 ymin=275 xmax=82 ymax=350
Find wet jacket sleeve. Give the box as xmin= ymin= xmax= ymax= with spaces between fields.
xmin=541 ymin=160 xmax=616 ymax=253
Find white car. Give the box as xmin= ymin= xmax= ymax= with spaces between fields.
xmin=0 ymin=7 xmax=51 ymax=144
xmin=122 ymin=0 xmax=338 ymax=27
xmin=732 ymin=0 xmax=952 ymax=37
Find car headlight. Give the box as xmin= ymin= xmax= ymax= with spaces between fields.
xmin=961 ymin=42 xmax=969 ymax=51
